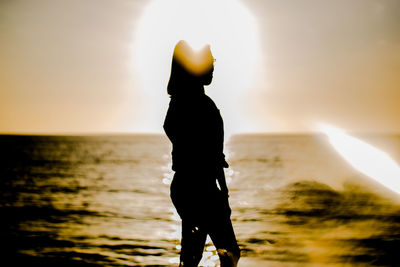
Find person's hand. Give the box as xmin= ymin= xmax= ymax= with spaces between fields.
xmin=216 ymin=167 xmax=229 ymax=197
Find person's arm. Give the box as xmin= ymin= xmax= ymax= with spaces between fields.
xmin=216 ymin=168 xmax=229 ymax=197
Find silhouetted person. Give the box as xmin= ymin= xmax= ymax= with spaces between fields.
xmin=163 ymin=40 xmax=240 ymax=267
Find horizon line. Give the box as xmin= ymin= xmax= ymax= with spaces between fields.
xmin=1 ymin=130 xmax=399 ymax=137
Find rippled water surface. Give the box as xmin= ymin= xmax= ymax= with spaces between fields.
xmin=1 ymin=134 xmax=400 ymax=266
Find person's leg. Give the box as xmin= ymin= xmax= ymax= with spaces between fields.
xmin=180 ymin=219 xmax=207 ymax=266
xmin=208 ymin=216 xmax=240 ymax=267
xmin=204 ymin=191 xmax=240 ymax=267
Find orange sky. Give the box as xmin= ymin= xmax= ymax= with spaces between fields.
xmin=1 ymin=0 xmax=399 ymax=134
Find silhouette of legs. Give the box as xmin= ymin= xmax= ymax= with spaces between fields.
xmin=180 ymin=220 xmax=207 ymax=266
xmin=171 ymin=171 xmax=240 ymax=266
xmin=208 ymin=213 xmax=240 ymax=267
xmin=179 ymin=217 xmax=240 ymax=267
xmin=217 ymin=249 xmax=240 ymax=267
xmin=179 ymin=208 xmax=240 ymax=266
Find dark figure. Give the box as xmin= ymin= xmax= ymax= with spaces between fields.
xmin=163 ymin=40 xmax=240 ymax=267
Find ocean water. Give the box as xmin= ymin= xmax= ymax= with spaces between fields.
xmin=1 ymin=134 xmax=400 ymax=266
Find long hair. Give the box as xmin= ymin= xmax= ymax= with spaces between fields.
xmin=167 ymin=40 xmax=214 ymax=96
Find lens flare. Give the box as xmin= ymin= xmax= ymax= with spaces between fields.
xmin=319 ymin=124 xmax=400 ymax=195
xmin=133 ymin=0 xmax=261 ymax=134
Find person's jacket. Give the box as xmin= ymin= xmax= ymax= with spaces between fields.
xmin=163 ymin=93 xmax=229 ymax=172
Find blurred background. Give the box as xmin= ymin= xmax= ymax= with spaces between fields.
xmin=1 ymin=0 xmax=400 ymax=266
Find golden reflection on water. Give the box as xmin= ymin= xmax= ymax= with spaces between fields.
xmin=225 ymin=134 xmax=400 ymax=266
xmin=49 ymin=136 xmax=400 ymax=266
xmin=7 ymin=135 xmax=400 ymax=266
xmin=272 ymin=181 xmax=400 ymax=266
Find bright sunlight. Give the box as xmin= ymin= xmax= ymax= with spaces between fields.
xmin=320 ymin=124 xmax=400 ymax=195
xmin=133 ymin=0 xmax=261 ymax=135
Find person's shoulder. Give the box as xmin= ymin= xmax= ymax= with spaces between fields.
xmin=169 ymin=96 xmax=194 ymax=112
xmin=203 ymin=94 xmax=217 ymax=105
xmin=203 ymin=94 xmax=220 ymax=110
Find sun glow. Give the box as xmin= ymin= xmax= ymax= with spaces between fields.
xmin=133 ymin=0 xmax=261 ymax=135
xmin=320 ymin=124 xmax=400 ymax=195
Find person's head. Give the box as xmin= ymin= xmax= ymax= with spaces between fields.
xmin=167 ymin=40 xmax=215 ymax=96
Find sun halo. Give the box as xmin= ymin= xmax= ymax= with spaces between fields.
xmin=133 ymin=0 xmax=261 ymax=136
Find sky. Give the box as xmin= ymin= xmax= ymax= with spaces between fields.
xmin=1 ymin=0 xmax=399 ymax=134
